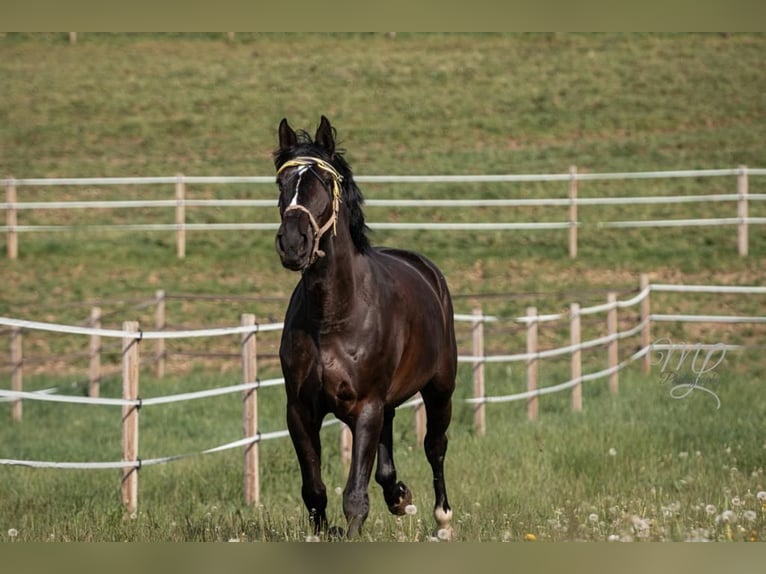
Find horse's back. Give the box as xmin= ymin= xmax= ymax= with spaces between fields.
xmin=375 ymin=247 xmax=453 ymax=314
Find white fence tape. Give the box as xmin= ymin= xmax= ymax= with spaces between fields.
xmin=0 ymin=316 xmax=284 ymax=339
xmin=6 ymin=167 xmax=764 ymax=189
xmin=3 ymin=168 xmax=764 ymax=236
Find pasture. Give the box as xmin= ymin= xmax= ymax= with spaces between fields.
xmin=1 ymin=33 xmax=765 ymax=542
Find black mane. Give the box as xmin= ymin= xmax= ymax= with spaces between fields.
xmin=273 ymin=131 xmax=371 ymax=255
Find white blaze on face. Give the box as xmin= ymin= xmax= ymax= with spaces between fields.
xmin=289 ymin=165 xmax=310 ymax=207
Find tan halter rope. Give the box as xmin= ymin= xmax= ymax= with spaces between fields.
xmin=276 ymin=156 xmax=343 ymax=263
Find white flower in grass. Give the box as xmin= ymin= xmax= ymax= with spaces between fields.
xmin=720 ymin=510 xmax=736 ymax=523
xmin=608 ymin=448 xmax=617 ymax=457
xmin=705 ymin=504 xmax=716 ymax=515
xmin=607 ymin=534 xmax=620 ymax=542
xmin=743 ymin=510 xmax=757 ymax=523
xmin=731 ymin=496 xmax=741 ymax=507
xmin=8 ymin=528 xmax=18 ymax=539
xmin=305 ymin=534 xmax=320 ymax=542
xmin=588 ymin=513 xmax=599 ymax=523
xmin=405 ymin=504 xmax=417 ymax=516
xmin=757 ymin=491 xmax=766 ymax=503
xmin=437 ymin=527 xmax=453 ymax=541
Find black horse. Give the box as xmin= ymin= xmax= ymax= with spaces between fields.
xmin=274 ymin=117 xmax=457 ymax=538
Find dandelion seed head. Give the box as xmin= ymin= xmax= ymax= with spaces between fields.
xmin=756 ymin=491 xmax=766 ymax=503
xmin=743 ymin=511 xmax=757 ymax=523
xmin=437 ymin=527 xmax=453 ymax=541
xmin=305 ymin=534 xmax=320 ymax=542
xmin=335 ymin=486 xmax=343 ymax=496
xmin=705 ymin=504 xmax=716 ymax=515
xmin=405 ymin=504 xmax=418 ymax=516
xmin=588 ymin=513 xmax=599 ymax=523
xmin=608 ymin=448 xmax=617 ymax=456
xmin=721 ymin=510 xmax=736 ymax=523
xmin=8 ymin=528 xmax=18 ymax=538
xmin=731 ymin=496 xmax=741 ymax=507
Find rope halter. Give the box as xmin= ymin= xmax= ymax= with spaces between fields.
xmin=276 ymin=156 xmax=343 ymax=264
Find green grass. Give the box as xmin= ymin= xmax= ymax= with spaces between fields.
xmin=1 ymin=366 xmax=764 ymax=542
xmin=1 ymin=33 xmax=765 ymax=542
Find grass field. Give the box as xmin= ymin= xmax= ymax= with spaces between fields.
xmin=1 ymin=33 xmax=764 ymax=542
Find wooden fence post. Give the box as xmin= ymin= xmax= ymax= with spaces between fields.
xmin=568 ymin=165 xmax=578 ymax=259
xmin=640 ymin=274 xmax=651 ymax=374
xmin=738 ymin=165 xmax=748 ymax=257
xmin=11 ymin=328 xmax=22 ymax=422
xmin=570 ymin=303 xmax=582 ymax=412
xmin=472 ymin=307 xmax=486 ymax=436
xmin=526 ymin=307 xmax=538 ymax=421
xmin=6 ymin=179 xmax=18 ymax=260
xmin=340 ymin=424 xmax=352 ymax=473
xmin=241 ymin=314 xmax=259 ymax=506
xmin=606 ymin=293 xmax=619 ymax=395
xmin=414 ymin=392 xmax=426 ymax=446
xmin=155 ymin=290 xmax=166 ymax=379
xmin=89 ymin=307 xmax=101 ymax=398
xmin=121 ymin=321 xmax=140 ymax=515
xmin=175 ymin=174 xmax=186 ymax=259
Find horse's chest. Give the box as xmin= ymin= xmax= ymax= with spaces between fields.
xmin=317 ymin=338 xmax=384 ymax=406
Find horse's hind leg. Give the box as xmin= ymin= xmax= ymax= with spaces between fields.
xmin=286 ymin=401 xmax=328 ymax=534
xmin=375 ymin=408 xmax=412 ymax=515
xmin=421 ymin=380 xmax=454 ymax=533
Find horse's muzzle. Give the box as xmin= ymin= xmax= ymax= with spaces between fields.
xmin=276 ymin=212 xmax=315 ymax=271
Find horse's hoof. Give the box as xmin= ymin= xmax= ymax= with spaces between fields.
xmin=387 ymin=482 xmax=413 ymax=515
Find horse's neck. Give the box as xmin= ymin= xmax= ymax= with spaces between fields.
xmin=302 ymin=236 xmax=364 ymax=324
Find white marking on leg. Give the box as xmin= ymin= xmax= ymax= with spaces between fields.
xmin=434 ymin=506 xmax=452 ymax=527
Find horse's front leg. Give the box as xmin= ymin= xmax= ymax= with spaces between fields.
xmin=375 ymin=408 xmax=412 ymax=515
xmin=286 ymin=401 xmax=328 ymax=534
xmin=343 ymin=400 xmax=384 ymax=538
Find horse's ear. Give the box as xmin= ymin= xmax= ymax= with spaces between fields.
xmin=278 ymin=118 xmax=297 ymax=150
xmin=315 ymin=115 xmax=335 ymax=156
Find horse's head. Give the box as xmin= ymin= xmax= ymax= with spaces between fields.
xmin=274 ymin=116 xmax=343 ymax=271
